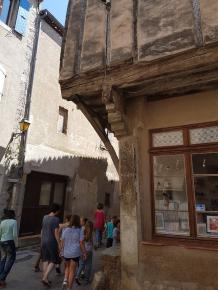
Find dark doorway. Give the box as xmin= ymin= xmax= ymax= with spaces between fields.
xmin=20 ymin=171 xmax=67 ymax=236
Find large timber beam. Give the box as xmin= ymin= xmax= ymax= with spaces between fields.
xmin=69 ymin=95 xmax=119 ymax=173
xmin=60 ymin=45 xmax=218 ymax=99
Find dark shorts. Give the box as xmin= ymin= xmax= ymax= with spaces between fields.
xmin=64 ymin=257 xmax=80 ymax=264
xmin=41 ymin=241 xmax=60 ymax=264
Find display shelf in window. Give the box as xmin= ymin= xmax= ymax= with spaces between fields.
xmin=153 ymin=154 xmax=190 ymax=236
xmin=193 ymin=152 xmax=218 ymax=238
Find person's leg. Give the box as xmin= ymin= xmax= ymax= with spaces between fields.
xmin=75 ymin=257 xmax=85 ymax=285
xmin=99 ymin=230 xmax=103 ymax=246
xmin=95 ymin=229 xmax=100 ymax=248
xmin=34 ymin=251 xmax=42 ymax=271
xmin=42 ymin=262 xmax=55 ymax=282
xmin=67 ymin=260 xmax=77 ymax=290
xmin=84 ymin=251 xmax=93 ymax=283
xmin=0 ymin=243 xmax=7 ymax=277
xmin=0 ymin=241 xmax=16 ymax=282
xmin=63 ymin=260 xmax=70 ymax=287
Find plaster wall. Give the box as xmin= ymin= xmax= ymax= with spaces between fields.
xmin=121 ymin=91 xmax=218 ymax=290
xmin=0 ymin=2 xmax=39 ymax=211
xmin=25 ymin=19 xmax=119 ymax=219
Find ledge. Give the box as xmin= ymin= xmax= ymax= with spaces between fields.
xmin=141 ymin=238 xmax=218 ymax=251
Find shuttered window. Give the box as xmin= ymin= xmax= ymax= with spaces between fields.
xmin=0 ymin=0 xmax=11 ymax=24
xmin=15 ymin=0 xmax=30 ymax=35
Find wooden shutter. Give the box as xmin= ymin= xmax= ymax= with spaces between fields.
xmin=15 ymin=0 xmax=30 ymax=36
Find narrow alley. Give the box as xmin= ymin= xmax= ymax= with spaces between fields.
xmin=8 ymin=247 xmax=102 ymax=290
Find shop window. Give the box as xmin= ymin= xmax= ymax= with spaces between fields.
xmin=57 ymin=107 xmax=68 ymax=134
xmin=154 ymin=155 xmax=189 ymax=236
xmin=193 ymin=153 xmax=218 ymax=237
xmin=150 ymin=122 xmax=218 ymax=242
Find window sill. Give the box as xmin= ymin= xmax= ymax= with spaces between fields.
xmin=141 ymin=237 xmax=218 ymax=251
xmin=0 ymin=20 xmax=12 ymax=32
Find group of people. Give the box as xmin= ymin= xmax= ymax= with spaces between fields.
xmin=0 ymin=202 xmax=120 ymax=289
xmin=38 ymin=204 xmax=93 ymax=290
xmin=94 ymin=203 xmax=120 ymax=249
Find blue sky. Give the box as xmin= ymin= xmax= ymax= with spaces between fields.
xmin=42 ymin=0 xmax=69 ymax=25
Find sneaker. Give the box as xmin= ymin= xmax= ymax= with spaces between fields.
xmin=55 ymin=266 xmax=61 ymax=274
xmin=62 ymin=279 xmax=68 ymax=289
xmin=75 ymin=278 xmax=81 ymax=286
xmin=34 ymin=266 xmax=40 ymax=272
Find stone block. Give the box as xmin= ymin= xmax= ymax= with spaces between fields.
xmin=91 ymin=271 xmax=106 ymax=290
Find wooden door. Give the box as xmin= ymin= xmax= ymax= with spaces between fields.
xmin=20 ymin=171 xmax=67 ymax=236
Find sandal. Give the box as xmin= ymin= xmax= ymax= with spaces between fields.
xmin=41 ymin=280 xmax=51 ymax=287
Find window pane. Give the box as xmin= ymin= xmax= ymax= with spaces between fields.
xmin=0 ymin=0 xmax=11 ymax=24
xmin=153 ymin=155 xmax=190 ymax=236
xmin=57 ymin=114 xmax=64 ymax=133
xmin=190 ymin=126 xmax=218 ymax=145
xmin=39 ymin=182 xmax=52 ymax=206
xmin=192 ymin=153 xmax=218 ymax=237
xmin=152 ymin=131 xmax=184 ymax=148
xmin=53 ymin=182 xmax=65 ymax=205
xmin=192 ymin=153 xmax=218 ymax=175
xmin=57 ymin=107 xmax=68 ymax=134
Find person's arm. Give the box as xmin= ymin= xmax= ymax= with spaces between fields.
xmin=55 ymin=227 xmax=61 ymax=250
xmin=13 ymin=221 xmax=18 ymax=248
xmin=79 ymin=229 xmax=87 ymax=260
xmin=0 ymin=223 xmax=2 ymax=241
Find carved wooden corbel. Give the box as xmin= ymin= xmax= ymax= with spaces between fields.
xmin=102 ymin=85 xmax=128 ymax=138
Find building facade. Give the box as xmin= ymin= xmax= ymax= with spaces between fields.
xmin=0 ymin=1 xmax=119 ymax=236
xmin=60 ymin=1 xmax=218 ymax=289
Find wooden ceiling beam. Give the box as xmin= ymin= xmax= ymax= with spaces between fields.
xmin=60 ymin=45 xmax=218 ymax=99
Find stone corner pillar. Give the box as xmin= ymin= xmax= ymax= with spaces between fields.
xmin=119 ymin=135 xmax=141 ymax=290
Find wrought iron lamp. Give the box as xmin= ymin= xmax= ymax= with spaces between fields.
xmin=19 ymin=119 xmax=31 ymax=133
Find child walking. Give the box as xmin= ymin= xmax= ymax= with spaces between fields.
xmin=105 ymin=216 xmax=116 ymax=248
xmin=76 ymin=221 xmax=94 ymax=285
xmin=112 ymin=220 xmax=120 ymax=247
xmin=61 ymin=215 xmax=86 ymax=290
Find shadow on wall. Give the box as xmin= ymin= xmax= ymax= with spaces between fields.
xmin=0 ymin=146 xmax=5 ymax=161
xmin=23 ymin=154 xmax=120 ymax=223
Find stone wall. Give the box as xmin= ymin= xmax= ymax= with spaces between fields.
xmin=117 ymin=90 xmax=218 ymax=290
xmin=0 ymin=1 xmax=39 ymax=212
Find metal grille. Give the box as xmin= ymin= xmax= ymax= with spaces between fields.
xmin=190 ymin=126 xmax=218 ymax=144
xmin=152 ymin=131 xmax=184 ymax=147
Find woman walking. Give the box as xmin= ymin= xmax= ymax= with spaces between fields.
xmin=76 ymin=220 xmax=94 ymax=285
xmin=0 ymin=209 xmax=18 ymax=288
xmin=61 ymin=215 xmax=86 ymax=290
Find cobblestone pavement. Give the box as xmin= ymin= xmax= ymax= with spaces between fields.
xmin=6 ymin=247 xmax=102 ymax=290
